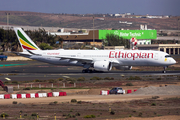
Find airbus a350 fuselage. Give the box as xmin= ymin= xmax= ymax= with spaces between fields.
xmin=14 ymin=28 xmax=176 ymax=73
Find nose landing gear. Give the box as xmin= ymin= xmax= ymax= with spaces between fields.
xmin=163 ymin=66 xmax=168 ymax=73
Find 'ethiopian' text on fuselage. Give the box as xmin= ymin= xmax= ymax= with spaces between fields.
xmin=109 ymin=51 xmax=154 ymax=60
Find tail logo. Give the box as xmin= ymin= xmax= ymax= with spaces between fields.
xmin=18 ymin=30 xmax=38 ymax=50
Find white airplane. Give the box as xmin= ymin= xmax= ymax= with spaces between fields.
xmin=14 ymin=28 xmax=176 ymax=73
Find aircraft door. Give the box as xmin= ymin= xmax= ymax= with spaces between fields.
xmin=154 ymin=53 xmax=158 ymax=60
xmin=77 ymin=53 xmax=81 ymax=57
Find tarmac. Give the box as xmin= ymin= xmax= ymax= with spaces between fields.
xmin=1 ymin=60 xmax=180 ymax=82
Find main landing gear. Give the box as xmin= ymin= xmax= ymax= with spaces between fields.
xmin=82 ymin=69 xmax=103 ymax=73
xmin=82 ymin=69 xmax=93 ymax=73
xmin=162 ymin=66 xmax=168 ymax=73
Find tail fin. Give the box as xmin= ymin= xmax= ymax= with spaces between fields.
xmin=14 ymin=28 xmax=40 ymax=52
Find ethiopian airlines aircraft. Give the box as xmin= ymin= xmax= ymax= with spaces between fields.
xmin=14 ymin=28 xmax=176 ymax=73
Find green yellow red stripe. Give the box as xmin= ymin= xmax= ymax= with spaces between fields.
xmin=17 ymin=30 xmax=38 ymax=49
xmin=19 ymin=38 xmax=37 ymax=50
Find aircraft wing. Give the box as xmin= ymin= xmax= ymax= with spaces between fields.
xmin=26 ymin=49 xmax=93 ymax=63
xmin=56 ymin=56 xmax=93 ymax=63
xmin=57 ymin=56 xmax=120 ymax=64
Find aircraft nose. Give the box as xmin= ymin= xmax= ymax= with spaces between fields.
xmin=172 ymin=58 xmax=176 ymax=64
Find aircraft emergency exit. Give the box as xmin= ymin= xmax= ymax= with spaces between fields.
xmin=14 ymin=28 xmax=176 ymax=73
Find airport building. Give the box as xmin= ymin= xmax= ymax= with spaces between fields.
xmin=58 ymin=29 xmax=157 ymax=45
xmin=137 ymin=44 xmax=180 ymax=55
xmin=58 ymin=30 xmax=102 ymax=46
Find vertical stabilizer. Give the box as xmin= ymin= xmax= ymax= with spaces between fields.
xmin=14 ymin=28 xmax=40 ymax=52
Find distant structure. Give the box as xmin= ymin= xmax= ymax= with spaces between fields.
xmin=130 ymin=38 xmax=138 ymax=50
xmin=140 ymin=24 xmax=147 ymax=30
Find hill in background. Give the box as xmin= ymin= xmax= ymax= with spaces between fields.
xmin=0 ymin=11 xmax=179 ymax=30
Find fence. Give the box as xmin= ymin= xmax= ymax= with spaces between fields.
xmin=0 ymin=92 xmax=67 ymax=99
xmin=13 ymin=82 xmax=123 ymax=89
xmin=16 ymin=83 xmax=77 ymax=89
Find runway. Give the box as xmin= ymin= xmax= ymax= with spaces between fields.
xmin=1 ymin=61 xmax=180 ymax=81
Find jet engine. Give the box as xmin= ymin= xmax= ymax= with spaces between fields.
xmin=115 ymin=66 xmax=132 ymax=70
xmin=93 ymin=61 xmax=112 ymax=71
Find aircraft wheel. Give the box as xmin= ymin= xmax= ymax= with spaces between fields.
xmin=88 ymin=70 xmax=93 ymax=73
xmin=163 ymin=66 xmax=167 ymax=73
xmin=82 ymin=70 xmax=86 ymax=73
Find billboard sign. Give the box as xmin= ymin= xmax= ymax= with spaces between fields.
xmin=99 ymin=30 xmax=157 ymax=39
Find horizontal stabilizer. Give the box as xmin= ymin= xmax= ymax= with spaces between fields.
xmin=26 ymin=49 xmax=41 ymax=56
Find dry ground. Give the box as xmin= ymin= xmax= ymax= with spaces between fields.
xmin=0 ymin=94 xmax=179 ymax=120
xmin=0 ymin=80 xmax=180 ymax=120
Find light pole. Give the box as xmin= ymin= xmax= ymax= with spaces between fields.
xmin=178 ymin=19 xmax=180 ymax=30
xmin=6 ymin=13 xmax=10 ymax=28
xmin=93 ymin=16 xmax=95 ymax=46
xmin=178 ymin=19 xmax=180 ymax=41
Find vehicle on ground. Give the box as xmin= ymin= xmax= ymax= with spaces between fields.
xmin=0 ymin=55 xmax=7 ymax=61
xmin=13 ymin=28 xmax=176 ymax=73
xmin=109 ymin=87 xmax=123 ymax=94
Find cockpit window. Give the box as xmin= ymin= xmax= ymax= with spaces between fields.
xmin=165 ymin=55 xmax=171 ymax=58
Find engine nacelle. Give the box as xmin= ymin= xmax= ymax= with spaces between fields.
xmin=93 ymin=61 xmax=112 ymax=71
xmin=115 ymin=66 xmax=132 ymax=70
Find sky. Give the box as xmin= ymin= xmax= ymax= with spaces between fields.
xmin=1 ymin=0 xmax=180 ymax=16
